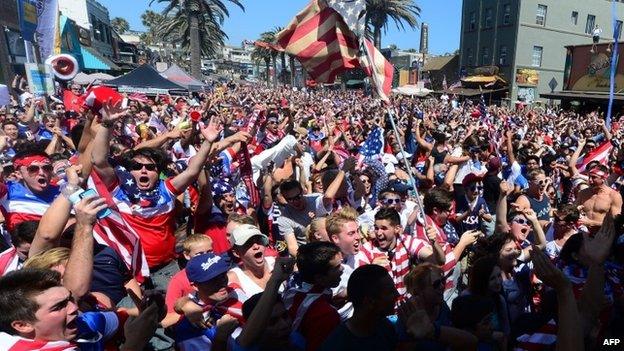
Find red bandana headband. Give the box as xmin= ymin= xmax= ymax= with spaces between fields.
xmin=588 ymin=168 xmax=608 ymax=179
xmin=13 ymin=155 xmax=50 ymax=168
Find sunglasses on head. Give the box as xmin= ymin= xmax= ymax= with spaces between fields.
xmin=26 ymin=164 xmax=53 ymax=174
xmin=129 ymin=162 xmax=158 ymax=172
xmin=383 ymin=198 xmax=401 ymax=205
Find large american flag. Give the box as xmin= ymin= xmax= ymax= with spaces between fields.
xmin=275 ymin=0 xmax=394 ymax=101
xmin=87 ymin=172 xmax=150 ymax=283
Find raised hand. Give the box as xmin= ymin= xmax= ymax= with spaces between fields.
xmin=581 ymin=213 xmax=616 ymax=265
xmin=531 ymin=245 xmax=571 ymax=291
xmin=200 ymin=116 xmax=223 ymax=143
xmin=101 ymin=97 xmax=128 ymax=122
xmin=397 ymin=297 xmax=434 ymax=339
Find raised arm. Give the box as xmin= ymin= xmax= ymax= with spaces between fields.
xmin=495 ymin=180 xmax=513 ymax=233
xmin=63 ymin=195 xmax=108 ymax=299
xmin=91 ymin=100 xmax=128 ymax=188
xmin=29 ymin=166 xmax=83 ymax=257
xmin=415 ymin=120 xmax=433 ymax=152
xmin=568 ymin=137 xmax=586 ymax=177
xmin=237 ymin=258 xmax=294 ymax=347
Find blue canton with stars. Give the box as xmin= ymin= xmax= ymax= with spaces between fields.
xmin=360 ymin=127 xmax=384 ymax=157
xmin=115 ymin=166 xmax=164 ymax=207
xmin=325 ymin=0 xmax=367 ymax=36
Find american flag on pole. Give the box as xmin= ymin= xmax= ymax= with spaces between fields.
xmin=87 ymin=172 xmax=150 ymax=283
xmin=442 ymin=75 xmax=448 ymax=91
xmin=576 ymin=140 xmax=614 ymax=173
xmin=275 ymin=0 xmax=394 ymax=101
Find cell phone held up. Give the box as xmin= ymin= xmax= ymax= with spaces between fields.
xmin=68 ymin=188 xmax=112 ymax=219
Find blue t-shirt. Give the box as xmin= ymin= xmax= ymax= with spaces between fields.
xmin=454 ymin=196 xmax=489 ymax=234
xmin=91 ymin=244 xmax=129 ymax=305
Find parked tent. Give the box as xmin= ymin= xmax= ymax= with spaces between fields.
xmin=106 ymin=64 xmax=186 ymax=95
xmin=160 ymin=64 xmax=206 ymax=92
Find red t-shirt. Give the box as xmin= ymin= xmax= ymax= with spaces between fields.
xmin=165 ymin=268 xmax=194 ymax=313
xmin=195 ymin=219 xmax=231 ymax=254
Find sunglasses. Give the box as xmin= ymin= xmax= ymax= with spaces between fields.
xmin=26 ymin=164 xmax=53 ymax=174
xmin=512 ymin=217 xmax=529 ymax=225
xmin=130 ymin=162 xmax=158 ymax=171
xmin=284 ymin=192 xmax=302 ymax=202
xmin=469 ymin=185 xmax=483 ymax=192
xmin=533 ymin=179 xmax=548 ymax=186
xmin=360 ymin=178 xmax=371 ymax=184
xmin=383 ymin=198 xmax=401 ymax=205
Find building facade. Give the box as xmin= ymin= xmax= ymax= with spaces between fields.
xmin=0 ymin=0 xmax=24 ymax=84
xmin=59 ymin=0 xmax=114 ymax=59
xmin=459 ymin=0 xmax=624 ymax=102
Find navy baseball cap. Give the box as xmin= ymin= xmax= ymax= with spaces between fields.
xmin=385 ymin=179 xmax=413 ymax=194
xmin=186 ymin=253 xmax=231 ymax=284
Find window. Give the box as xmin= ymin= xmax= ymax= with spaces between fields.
xmin=503 ymin=4 xmax=511 ymax=25
xmin=482 ymin=47 xmax=490 ymax=65
xmin=469 ymin=11 xmax=476 ymax=31
xmin=586 ymin=14 xmax=596 ymax=34
xmin=499 ymin=45 xmax=508 ymax=65
xmin=485 ymin=8 xmax=493 ymax=28
xmin=571 ymin=11 xmax=578 ymax=25
xmin=532 ymin=46 xmax=543 ymax=67
xmin=536 ymin=4 xmax=547 ymax=26
xmin=617 ymin=20 xmax=623 ymax=40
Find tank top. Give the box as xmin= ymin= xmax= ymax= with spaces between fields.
xmin=431 ymin=145 xmax=448 ymax=165
xmin=230 ymin=257 xmax=276 ymax=296
xmin=527 ymin=195 xmax=550 ymax=221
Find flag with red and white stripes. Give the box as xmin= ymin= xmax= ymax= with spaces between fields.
xmin=0 ymin=246 xmax=19 ymax=276
xmin=576 ymin=140 xmax=614 ymax=173
xmin=275 ymin=0 xmax=394 ymax=101
xmin=514 ymin=319 xmax=557 ymax=351
xmin=0 ymin=333 xmax=77 ymax=351
xmin=87 ymin=172 xmax=150 ymax=283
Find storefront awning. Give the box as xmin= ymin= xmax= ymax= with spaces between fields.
xmin=540 ymin=90 xmax=624 ymax=101
xmin=80 ymin=45 xmax=119 ymax=71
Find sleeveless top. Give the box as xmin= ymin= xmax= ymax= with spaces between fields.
xmin=230 ymin=257 xmax=276 ymax=296
xmin=527 ymin=195 xmax=550 ymax=221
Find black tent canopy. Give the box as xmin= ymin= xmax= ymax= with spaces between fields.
xmin=106 ymin=64 xmax=187 ymax=95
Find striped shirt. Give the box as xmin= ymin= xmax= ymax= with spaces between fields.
xmin=356 ymin=234 xmax=430 ymax=297
xmin=414 ymin=216 xmax=458 ymax=292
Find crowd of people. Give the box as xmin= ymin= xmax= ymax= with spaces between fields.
xmin=0 ymin=75 xmax=622 ymax=351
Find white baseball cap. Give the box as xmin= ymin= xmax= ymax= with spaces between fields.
xmin=230 ymin=224 xmax=269 ymax=247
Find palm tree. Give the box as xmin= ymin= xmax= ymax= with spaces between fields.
xmin=250 ymin=30 xmax=277 ymax=86
xmin=111 ymin=17 xmax=130 ymax=34
xmin=151 ymin=0 xmax=244 ymax=79
xmin=366 ymin=0 xmax=420 ymax=49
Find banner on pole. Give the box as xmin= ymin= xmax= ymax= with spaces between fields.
xmin=18 ymin=0 xmax=38 ymax=42
xmin=24 ymin=63 xmax=55 ymax=97
xmin=35 ymin=0 xmax=59 ymax=60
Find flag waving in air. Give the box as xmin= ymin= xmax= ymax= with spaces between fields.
xmin=275 ymin=0 xmax=394 ymax=101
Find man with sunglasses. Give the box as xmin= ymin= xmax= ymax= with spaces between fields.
xmin=92 ymin=101 xmax=227 ymax=290
xmin=454 ymin=173 xmax=492 ymax=234
xmin=0 ymin=149 xmax=70 ymax=231
xmin=276 ymin=180 xmax=329 ymax=256
xmin=514 ymin=169 xmax=552 ymax=229
xmin=545 ymin=204 xmax=580 ymax=260
xmin=358 ymin=180 xmax=417 ymax=231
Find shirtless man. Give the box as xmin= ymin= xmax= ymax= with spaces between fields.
xmin=576 ymin=165 xmax=622 ymax=232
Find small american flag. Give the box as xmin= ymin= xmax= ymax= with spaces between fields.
xmin=276 ymin=0 xmax=393 ymax=101
xmin=360 ymin=127 xmax=384 ymax=157
xmin=0 ymin=246 xmax=19 ymax=276
xmin=442 ymin=75 xmax=448 ymax=91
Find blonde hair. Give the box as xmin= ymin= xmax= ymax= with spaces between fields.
xmin=182 ymin=234 xmax=213 ymax=253
xmin=326 ymin=206 xmax=358 ymax=238
xmin=306 ymin=217 xmax=327 ymax=243
xmin=24 ymin=247 xmax=70 ymax=270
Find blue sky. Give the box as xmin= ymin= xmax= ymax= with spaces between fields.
xmin=101 ymin=0 xmax=462 ymax=55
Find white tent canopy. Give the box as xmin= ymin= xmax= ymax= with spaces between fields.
xmin=392 ymin=84 xmax=433 ymax=97
xmin=73 ymin=72 xmax=115 ymax=85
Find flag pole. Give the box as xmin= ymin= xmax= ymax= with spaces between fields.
xmin=386 ymin=106 xmax=428 ymax=222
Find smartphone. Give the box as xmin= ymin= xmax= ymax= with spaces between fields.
xmin=74 ymin=189 xmax=112 ymax=219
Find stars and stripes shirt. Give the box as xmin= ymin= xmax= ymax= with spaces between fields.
xmin=0 ymin=181 xmax=59 ymax=232
xmin=105 ymin=172 xmax=182 ymax=269
xmin=356 ymin=234 xmax=430 ymax=297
